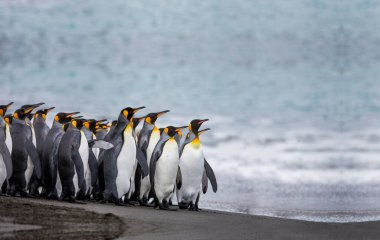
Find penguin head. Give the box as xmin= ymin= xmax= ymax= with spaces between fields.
xmin=34 ymin=107 xmax=55 ymax=120
xmin=95 ymin=123 xmax=109 ymax=133
xmin=145 ymin=110 xmax=170 ymax=125
xmin=54 ymin=112 xmax=80 ymax=124
xmin=174 ymin=125 xmax=188 ymax=138
xmin=13 ymin=103 xmax=43 ymax=120
xmin=4 ymin=114 xmax=13 ymax=125
xmin=164 ymin=126 xmax=188 ymax=138
xmin=84 ymin=119 xmax=107 ymax=132
xmin=71 ymin=118 xmax=85 ymax=129
xmin=189 ymin=119 xmax=209 ymax=134
xmin=0 ymin=102 xmax=13 ymax=117
xmin=120 ymin=106 xmax=145 ymax=121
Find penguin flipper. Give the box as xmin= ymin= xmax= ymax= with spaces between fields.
xmin=89 ymin=140 xmax=114 ymax=150
xmin=72 ymin=149 xmax=86 ymax=192
xmin=88 ymin=151 xmax=98 ymax=187
xmin=0 ymin=142 xmax=12 ymax=180
xmin=202 ymin=170 xmax=208 ymax=194
xmin=176 ymin=167 xmax=182 ymax=190
xmin=204 ymin=159 xmax=217 ymax=193
xmin=149 ymin=139 xmax=168 ymax=189
xmin=136 ymin=147 xmax=148 ymax=178
xmin=26 ymin=140 xmax=42 ymax=179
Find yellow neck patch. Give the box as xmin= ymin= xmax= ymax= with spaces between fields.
xmin=191 ymin=137 xmax=201 ymax=148
xmin=124 ymin=122 xmax=132 ymax=133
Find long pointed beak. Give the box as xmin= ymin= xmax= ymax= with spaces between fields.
xmin=67 ymin=112 xmax=80 ymax=117
xmin=198 ymin=119 xmax=209 ymax=125
xmin=175 ymin=126 xmax=188 ymax=132
xmin=32 ymin=102 xmax=45 ymax=108
xmin=96 ymin=119 xmax=107 ymax=123
xmin=198 ymin=128 xmax=211 ymax=135
xmin=46 ymin=107 xmax=55 ymax=113
xmin=6 ymin=102 xmax=14 ymax=109
xmin=133 ymin=106 xmax=146 ymax=113
xmin=156 ymin=110 xmax=170 ymax=118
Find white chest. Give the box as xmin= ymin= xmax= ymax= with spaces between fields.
xmin=155 ymin=139 xmax=180 ymax=189
xmin=5 ymin=124 xmax=11 ymax=154
xmin=180 ymin=144 xmax=204 ymax=189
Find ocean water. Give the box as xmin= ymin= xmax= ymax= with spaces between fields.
xmin=1 ymin=0 xmax=380 ymax=222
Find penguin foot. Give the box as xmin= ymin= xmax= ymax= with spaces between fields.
xmin=139 ymin=200 xmax=154 ymax=207
xmin=0 ymin=193 xmax=9 ymax=197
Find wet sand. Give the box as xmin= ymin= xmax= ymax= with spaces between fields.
xmin=1 ymin=197 xmax=380 ymax=240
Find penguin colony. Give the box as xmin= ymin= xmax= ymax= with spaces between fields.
xmin=0 ymin=102 xmax=217 ymax=211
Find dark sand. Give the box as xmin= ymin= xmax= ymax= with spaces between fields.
xmin=1 ymin=197 xmax=380 ymax=240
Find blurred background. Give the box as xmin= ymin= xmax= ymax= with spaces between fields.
xmin=1 ymin=0 xmax=380 ymax=222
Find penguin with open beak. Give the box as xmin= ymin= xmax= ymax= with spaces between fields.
xmin=177 ymin=119 xmax=217 ymax=211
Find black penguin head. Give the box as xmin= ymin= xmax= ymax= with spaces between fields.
xmin=164 ymin=126 xmax=188 ymax=138
xmin=0 ymin=102 xmax=13 ymax=117
xmin=71 ymin=118 xmax=85 ymax=129
xmin=34 ymin=107 xmax=55 ymax=120
xmin=189 ymin=119 xmax=209 ymax=134
xmin=95 ymin=123 xmax=109 ymax=133
xmin=145 ymin=110 xmax=170 ymax=125
xmin=4 ymin=114 xmax=13 ymax=125
xmin=63 ymin=122 xmax=70 ymax=131
xmin=13 ymin=104 xmax=42 ymax=120
xmin=84 ymin=119 xmax=107 ymax=132
xmin=121 ymin=106 xmax=145 ymax=121
xmin=54 ymin=112 xmax=80 ymax=124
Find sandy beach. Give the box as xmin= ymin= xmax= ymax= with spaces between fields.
xmin=0 ymin=197 xmax=379 ymax=240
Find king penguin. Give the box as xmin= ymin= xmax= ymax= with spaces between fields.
xmin=100 ymin=106 xmax=148 ymax=204
xmin=0 ymin=103 xmax=13 ymax=194
xmin=177 ymin=119 xmax=217 ymax=211
xmin=149 ymin=126 xmax=184 ymax=210
xmin=28 ymin=107 xmax=55 ymax=195
xmin=58 ymin=118 xmax=86 ymax=202
xmin=8 ymin=104 xmax=43 ymax=196
xmin=41 ymin=111 xmax=80 ymax=198
xmin=133 ymin=110 xmax=169 ymax=206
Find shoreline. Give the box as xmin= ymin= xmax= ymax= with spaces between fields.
xmin=2 ymin=197 xmax=380 ymax=239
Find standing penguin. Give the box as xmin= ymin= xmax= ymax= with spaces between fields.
xmin=177 ymin=119 xmax=217 ymax=211
xmin=41 ymin=112 xmax=80 ymax=198
xmin=8 ymin=104 xmax=43 ymax=197
xmin=28 ymin=107 xmax=55 ymax=195
xmin=58 ymin=118 xmax=86 ymax=202
xmin=134 ymin=110 xmax=169 ymax=205
xmin=150 ymin=126 xmax=184 ymax=210
xmin=81 ymin=119 xmax=106 ymax=198
xmin=101 ymin=106 xmax=148 ymax=204
xmin=0 ymin=103 xmax=13 ymax=194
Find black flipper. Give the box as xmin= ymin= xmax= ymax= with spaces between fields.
xmin=0 ymin=142 xmax=12 ymax=180
xmin=89 ymin=140 xmax=114 ymax=150
xmin=176 ymin=167 xmax=182 ymax=190
xmin=202 ymin=170 xmax=208 ymax=194
xmin=204 ymin=159 xmax=217 ymax=193
xmin=26 ymin=140 xmax=42 ymax=179
xmin=149 ymin=139 xmax=168 ymax=192
xmin=88 ymin=151 xmax=98 ymax=187
xmin=72 ymin=149 xmax=86 ymax=194
xmin=136 ymin=147 xmax=149 ymax=178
